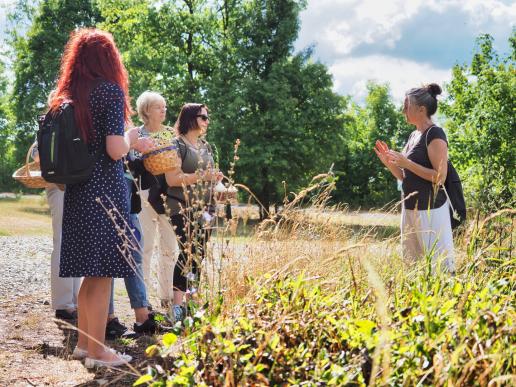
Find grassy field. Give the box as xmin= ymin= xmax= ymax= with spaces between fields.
xmin=2 ymin=189 xmax=514 ymax=385
xmin=139 ymin=178 xmax=515 ymax=386
xmin=0 ymin=194 xmax=52 ymax=236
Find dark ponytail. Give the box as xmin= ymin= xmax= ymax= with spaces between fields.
xmin=406 ymin=83 xmax=442 ymax=117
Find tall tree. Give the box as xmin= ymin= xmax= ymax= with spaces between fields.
xmin=333 ymin=82 xmax=412 ymax=208
xmin=99 ymin=0 xmax=218 ymax=124
xmin=0 ymin=58 xmax=18 ymax=191
xmin=10 ymin=0 xmax=102 ymax=163
xmin=208 ymin=0 xmax=344 ymax=218
xmin=442 ymin=33 xmax=515 ymax=212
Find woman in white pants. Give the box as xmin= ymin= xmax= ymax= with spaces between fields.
xmin=374 ymin=83 xmax=455 ymax=273
xmin=33 ymin=144 xmax=82 ymax=319
xmin=46 ymin=185 xmax=82 ymax=319
xmin=135 ymin=91 xmax=179 ymax=305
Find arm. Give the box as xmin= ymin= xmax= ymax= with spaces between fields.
xmin=106 ymin=132 xmax=132 ymax=161
xmin=165 ymin=167 xmax=222 ymax=187
xmin=102 ymin=84 xmax=153 ymax=161
xmin=387 ymin=139 xmax=448 ymax=185
xmin=385 ymin=160 xmax=404 ymax=181
xmin=31 ymin=142 xmax=40 ymax=163
xmin=165 ymin=166 xmax=200 ymax=187
xmin=106 ymin=128 xmax=153 ymax=161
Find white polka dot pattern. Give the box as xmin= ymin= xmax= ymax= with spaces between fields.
xmin=59 ymin=81 xmax=135 ymax=278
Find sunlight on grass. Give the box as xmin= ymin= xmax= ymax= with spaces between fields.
xmin=0 ymin=194 xmax=52 ymax=236
xmin=136 ymin=175 xmax=515 ymax=386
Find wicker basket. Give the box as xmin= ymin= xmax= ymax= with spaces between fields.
xmin=12 ymin=143 xmax=49 ymax=189
xmin=214 ymin=181 xmax=238 ymax=203
xmin=142 ymin=143 xmax=180 ymax=175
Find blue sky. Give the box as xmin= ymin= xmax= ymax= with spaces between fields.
xmin=295 ymin=0 xmax=515 ymax=101
xmin=1 ymin=0 xmax=515 ymax=102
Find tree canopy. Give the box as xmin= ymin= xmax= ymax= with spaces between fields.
xmin=3 ymin=0 xmax=514 ymax=214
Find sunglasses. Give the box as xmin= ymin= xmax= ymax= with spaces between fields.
xmin=196 ymin=114 xmax=210 ymax=122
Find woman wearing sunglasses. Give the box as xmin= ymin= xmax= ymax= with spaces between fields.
xmin=164 ymin=103 xmax=222 ymax=322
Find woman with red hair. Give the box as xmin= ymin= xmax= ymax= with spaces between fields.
xmin=52 ymin=28 xmax=149 ymax=367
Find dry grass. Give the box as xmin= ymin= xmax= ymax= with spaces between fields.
xmin=144 ymin=175 xmax=514 ymax=386
xmin=200 ymin=175 xmax=409 ymax=314
xmin=0 ymin=194 xmax=51 ymax=236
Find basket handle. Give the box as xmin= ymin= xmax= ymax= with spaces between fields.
xmin=26 ymin=142 xmax=38 ymax=168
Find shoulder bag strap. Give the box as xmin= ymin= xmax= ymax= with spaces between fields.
xmin=425 ymin=125 xmax=458 ymax=220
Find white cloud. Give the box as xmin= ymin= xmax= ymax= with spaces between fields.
xmin=297 ymin=0 xmax=515 ymax=60
xmin=296 ymin=0 xmax=425 ymax=59
xmin=296 ymin=0 xmax=515 ymax=102
xmin=329 ymin=55 xmax=451 ymax=102
xmin=456 ymin=0 xmax=516 ymax=25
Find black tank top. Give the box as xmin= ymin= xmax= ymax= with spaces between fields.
xmin=402 ymin=125 xmax=448 ymax=210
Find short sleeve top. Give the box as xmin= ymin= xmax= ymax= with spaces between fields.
xmin=401 ymin=125 xmax=448 ymax=210
xmin=166 ymin=137 xmax=216 ymax=216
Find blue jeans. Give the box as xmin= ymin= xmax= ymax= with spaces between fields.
xmin=108 ymin=180 xmax=150 ymax=313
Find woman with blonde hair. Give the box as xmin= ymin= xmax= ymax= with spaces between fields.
xmin=133 ymin=91 xmax=178 ymax=307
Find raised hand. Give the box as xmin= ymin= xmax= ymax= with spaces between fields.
xmin=202 ymin=169 xmax=224 ymax=182
xmin=374 ymin=140 xmax=391 ymax=166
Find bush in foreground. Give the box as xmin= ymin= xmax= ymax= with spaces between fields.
xmin=137 ymin=258 xmax=515 ymax=386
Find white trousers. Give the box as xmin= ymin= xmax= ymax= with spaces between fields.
xmin=401 ymin=201 xmax=455 ymax=272
xmin=47 ymin=185 xmax=81 ymax=310
xmin=139 ymin=189 xmax=178 ymax=301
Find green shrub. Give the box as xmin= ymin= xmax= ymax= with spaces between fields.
xmin=137 ymin=261 xmax=515 ymax=386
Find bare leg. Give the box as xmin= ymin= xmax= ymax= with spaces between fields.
xmin=83 ymin=277 xmax=121 ymax=360
xmin=173 ymin=290 xmax=184 ymax=306
xmin=76 ymin=279 xmax=90 ymax=350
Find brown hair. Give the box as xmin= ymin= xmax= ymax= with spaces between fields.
xmin=174 ymin=103 xmax=208 ymax=135
xmin=405 ymin=83 xmax=442 ymax=117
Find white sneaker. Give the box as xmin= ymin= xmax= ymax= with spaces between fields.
xmin=84 ymin=352 xmax=132 ymax=368
xmin=71 ymin=346 xmax=88 ymax=360
xmin=73 ymin=346 xmax=121 ymax=360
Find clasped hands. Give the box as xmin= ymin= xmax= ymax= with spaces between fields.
xmin=126 ymin=127 xmax=154 ymax=153
xmin=374 ymin=140 xmax=410 ymax=168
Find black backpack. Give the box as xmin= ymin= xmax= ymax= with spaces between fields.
xmin=445 ymin=162 xmax=467 ymax=229
xmin=425 ymin=127 xmax=467 ymax=229
xmin=37 ymin=103 xmax=102 ymax=184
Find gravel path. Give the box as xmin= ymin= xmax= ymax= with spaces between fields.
xmin=0 ymin=236 xmax=52 ymax=300
xmin=0 ymin=234 xmax=241 ymax=385
xmin=0 ymin=236 xmax=142 ymax=385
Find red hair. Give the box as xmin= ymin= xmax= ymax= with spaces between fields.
xmin=49 ymin=28 xmax=132 ymax=142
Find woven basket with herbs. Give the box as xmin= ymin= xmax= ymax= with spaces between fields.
xmin=141 ymin=128 xmax=180 ymax=175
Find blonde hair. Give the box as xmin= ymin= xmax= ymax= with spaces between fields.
xmin=136 ymin=91 xmax=166 ymax=124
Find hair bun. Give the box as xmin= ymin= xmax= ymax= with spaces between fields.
xmin=426 ymin=83 xmax=442 ymax=97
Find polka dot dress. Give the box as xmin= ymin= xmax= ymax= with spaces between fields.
xmin=59 ymin=82 xmax=135 ymax=278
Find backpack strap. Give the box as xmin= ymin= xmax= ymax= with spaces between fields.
xmin=424 ymin=125 xmax=460 ymax=221
xmin=176 ymin=137 xmax=188 ymax=162
xmin=200 ymin=138 xmax=218 ymax=164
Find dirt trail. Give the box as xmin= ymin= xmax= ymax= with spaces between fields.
xmin=0 ymin=236 xmax=153 ymax=386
